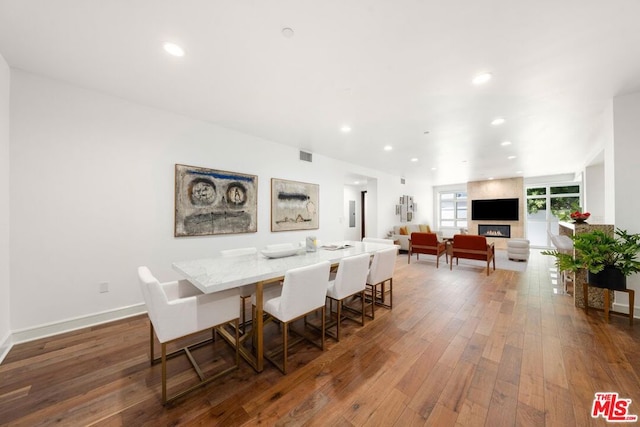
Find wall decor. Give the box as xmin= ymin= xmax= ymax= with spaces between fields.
xmin=271 ymin=178 xmax=319 ymax=232
xmin=175 ymin=164 xmax=257 ymax=237
xmin=396 ymin=195 xmax=415 ymax=222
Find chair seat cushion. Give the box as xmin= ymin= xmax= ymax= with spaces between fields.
xmin=264 ymin=296 xmax=324 ymax=323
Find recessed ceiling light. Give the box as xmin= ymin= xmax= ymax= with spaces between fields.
xmin=516 ymin=170 xmax=523 ymax=174
xmin=340 ymin=125 xmax=351 ymax=133
xmin=501 ymin=141 xmax=512 ymax=146
xmin=163 ymin=42 xmax=185 ymax=57
xmin=508 ymin=155 xmax=517 ymax=160
xmin=491 ymin=117 xmax=505 ymax=126
xmin=488 ymin=177 xmax=494 ymax=180
xmin=384 ymin=145 xmax=393 ymax=151
xmin=410 ymin=158 xmax=419 ymax=162
xmin=354 ymin=181 xmax=360 ymax=185
xmin=472 ymin=72 xmax=492 ymax=85
xmin=431 ymin=167 xmax=437 ymax=171
xmin=281 ymin=27 xmax=295 ymax=38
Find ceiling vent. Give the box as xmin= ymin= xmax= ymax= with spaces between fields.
xmin=400 ymin=178 xmax=406 ymax=184
xmin=300 ymin=151 xmax=313 ymax=162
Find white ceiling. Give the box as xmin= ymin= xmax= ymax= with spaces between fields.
xmin=1 ymin=0 xmax=640 ymax=186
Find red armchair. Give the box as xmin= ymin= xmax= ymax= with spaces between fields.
xmin=408 ymin=232 xmax=447 ymax=267
xmin=449 ymin=234 xmax=495 ymax=275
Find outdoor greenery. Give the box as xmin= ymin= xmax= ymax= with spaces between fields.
xmin=551 ymin=199 xmax=580 ymax=221
xmin=526 ymin=185 xmax=580 ymax=220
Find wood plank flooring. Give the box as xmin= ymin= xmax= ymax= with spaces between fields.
xmin=1 ymin=250 xmax=640 ymax=426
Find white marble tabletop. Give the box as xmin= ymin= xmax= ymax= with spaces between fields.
xmin=172 ymin=240 xmax=394 ymax=294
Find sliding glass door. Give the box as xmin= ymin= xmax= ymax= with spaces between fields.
xmin=526 ymin=184 xmax=580 ymax=248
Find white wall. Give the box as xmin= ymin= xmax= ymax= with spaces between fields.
xmin=612 ymin=90 xmax=640 ymax=313
xmin=0 ymin=53 xmax=11 ymax=358
xmin=9 ymin=70 xmax=418 ymax=334
xmin=374 ymin=176 xmax=433 ymax=238
xmin=584 ymin=162 xmax=605 ymax=224
xmin=602 ymin=100 xmax=616 ymax=225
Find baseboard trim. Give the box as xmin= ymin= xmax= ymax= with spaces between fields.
xmin=11 ymin=303 xmax=147 ymax=345
xmin=0 ymin=331 xmax=12 ymax=365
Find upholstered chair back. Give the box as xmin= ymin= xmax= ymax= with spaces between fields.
xmin=277 ymin=261 xmax=331 ymax=321
xmin=452 ymin=235 xmax=490 ymax=260
xmin=331 ymin=253 xmax=371 ymax=299
xmin=410 ymin=232 xmax=441 ymax=252
xmin=367 ymin=247 xmax=397 ymax=285
xmin=137 ymin=266 xmax=239 ymax=344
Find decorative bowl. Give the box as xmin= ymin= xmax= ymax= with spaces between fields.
xmin=570 ymin=211 xmax=590 ymax=223
xmin=260 ymin=247 xmax=302 ymax=259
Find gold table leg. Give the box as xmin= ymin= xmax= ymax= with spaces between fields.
xmin=255 ymin=281 xmax=264 ymax=372
xmin=216 ymin=279 xmax=282 ymax=372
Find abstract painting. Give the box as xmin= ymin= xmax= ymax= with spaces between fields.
xmin=175 ymin=164 xmax=257 ymax=237
xmin=271 ymin=178 xmax=319 ymax=232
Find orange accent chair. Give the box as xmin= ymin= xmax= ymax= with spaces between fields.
xmin=449 ymin=234 xmax=495 ymax=275
xmin=408 ymin=232 xmax=447 ymax=267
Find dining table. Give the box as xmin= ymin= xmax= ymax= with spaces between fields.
xmin=172 ymin=240 xmax=395 ymax=372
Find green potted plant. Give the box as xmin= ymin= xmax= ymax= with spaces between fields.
xmin=542 ymin=228 xmax=640 ymax=290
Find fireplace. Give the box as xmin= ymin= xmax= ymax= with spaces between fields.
xmin=478 ymin=224 xmax=511 ymax=238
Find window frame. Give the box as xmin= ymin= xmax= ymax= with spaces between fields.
xmin=438 ymin=190 xmax=468 ymax=230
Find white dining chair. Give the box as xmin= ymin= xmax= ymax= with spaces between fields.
xmin=362 ymin=237 xmax=395 ymax=245
xmin=365 ymin=246 xmax=398 ymax=319
xmin=248 ymin=245 xmax=294 ymax=330
xmin=137 ymin=266 xmax=240 ymax=404
xmin=261 ymin=261 xmax=331 ymax=374
xmin=326 ymin=253 xmax=371 ymax=341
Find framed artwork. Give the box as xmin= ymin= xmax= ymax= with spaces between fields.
xmin=271 ymin=178 xmax=319 ymax=232
xmin=174 ymin=164 xmax=258 ymax=237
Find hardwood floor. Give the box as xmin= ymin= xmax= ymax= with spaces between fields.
xmin=2 ymin=250 xmax=640 ymax=426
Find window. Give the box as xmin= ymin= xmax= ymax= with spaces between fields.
xmin=526 ymin=183 xmax=581 ymax=247
xmin=550 ymin=185 xmax=580 ymax=220
xmin=439 ymin=191 xmax=467 ymax=229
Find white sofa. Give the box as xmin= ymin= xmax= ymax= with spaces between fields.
xmin=390 ymin=224 xmax=441 ymax=251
